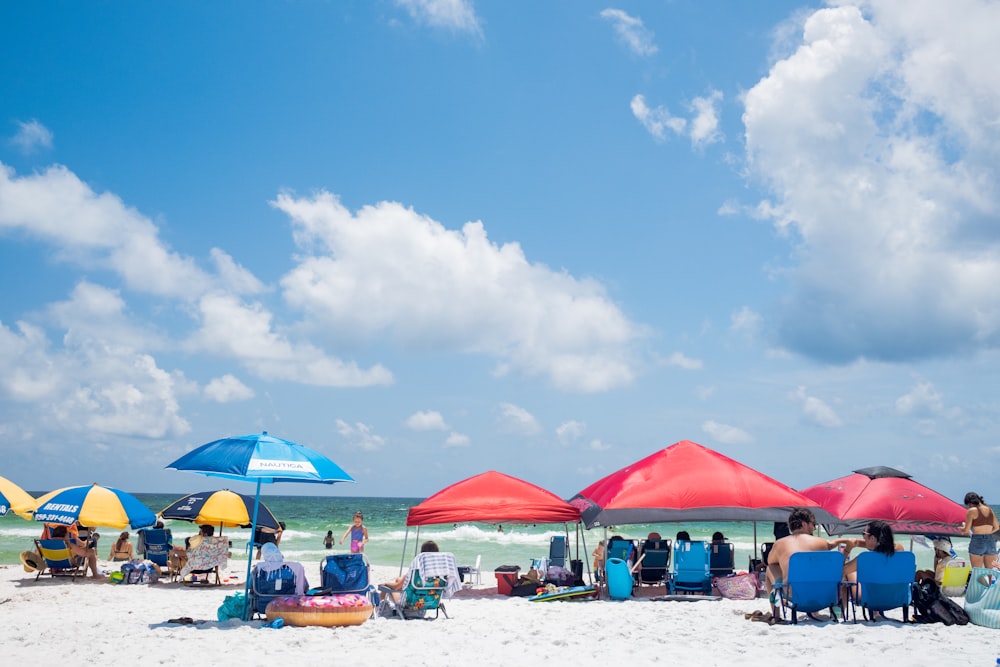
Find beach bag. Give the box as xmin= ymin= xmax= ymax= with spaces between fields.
xmin=713 ymin=572 xmax=759 ymax=600
xmin=912 ymin=578 xmax=969 ymax=625
xmin=217 ymin=592 xmax=247 ymax=621
xmin=964 ymin=568 xmax=1000 ymax=629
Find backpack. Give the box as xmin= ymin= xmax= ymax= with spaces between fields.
xmin=912 ymin=578 xmax=970 ymax=625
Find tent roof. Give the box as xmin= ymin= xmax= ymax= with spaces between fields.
xmin=800 ymin=468 xmax=966 ymax=535
xmin=405 ymin=470 xmax=581 ymax=526
xmin=570 ymin=440 xmax=832 ymax=528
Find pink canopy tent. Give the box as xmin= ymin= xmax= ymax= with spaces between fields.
xmin=570 ymin=439 xmax=834 ymax=528
xmin=800 ymin=466 xmax=966 ymax=536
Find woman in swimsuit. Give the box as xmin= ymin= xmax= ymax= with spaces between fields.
xmin=962 ymin=492 xmax=999 ymax=568
xmin=110 ymin=532 xmax=134 ymax=562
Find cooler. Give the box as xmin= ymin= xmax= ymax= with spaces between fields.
xmin=606 ymin=557 xmax=633 ymax=600
xmin=494 ymin=565 xmax=520 ymax=595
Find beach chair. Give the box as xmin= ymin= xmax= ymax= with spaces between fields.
xmin=549 ymin=535 xmax=569 ymax=568
xmin=377 ymin=552 xmax=458 ymax=620
xmin=848 ymin=551 xmax=916 ymax=623
xmin=249 ymin=563 xmax=300 ymax=619
xmin=606 ymin=536 xmax=636 ymax=568
xmin=636 ymin=538 xmax=671 ymax=586
xmin=940 ymin=559 xmax=971 ymax=597
xmin=463 ymin=555 xmax=482 ymax=586
xmin=33 ymin=538 xmax=83 ymax=581
xmin=137 ymin=528 xmax=177 ymax=580
xmin=320 ymin=553 xmax=377 ymax=608
xmin=774 ymin=551 xmax=846 ymax=624
xmin=668 ymin=540 xmax=711 ymax=595
xmin=180 ymin=535 xmax=229 ymax=585
xmin=709 ymin=542 xmax=735 ymax=577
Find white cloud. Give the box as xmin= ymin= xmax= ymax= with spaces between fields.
xmin=589 ymin=438 xmax=611 ymax=451
xmin=394 ymin=0 xmax=482 ymax=36
xmin=665 ymin=352 xmax=702 ymax=370
xmin=444 ymin=431 xmax=470 ymax=447
xmin=0 ymin=285 xmax=191 ymax=440
xmin=701 ymin=420 xmax=755 ymax=445
xmin=731 ymin=307 xmax=763 ymax=338
xmin=743 ymin=1 xmax=1000 ymax=362
xmin=405 ymin=410 xmax=448 ymax=431
xmin=556 ymin=420 xmax=586 ymax=444
xmin=497 ymin=402 xmax=540 ymax=435
xmin=273 ymin=191 xmax=641 ymax=392
xmin=335 ymin=418 xmax=386 ymax=451
xmin=789 ymin=386 xmax=843 ymax=427
xmin=10 ymin=119 xmax=53 ymax=154
xmin=695 ymin=385 xmax=716 ymax=400
xmin=191 ymin=293 xmax=393 ymax=387
xmin=631 ymin=94 xmax=686 ymax=142
xmin=600 ymin=8 xmax=658 ymax=56
xmin=688 ymin=90 xmax=724 ymax=146
xmin=895 ymin=380 xmax=962 ymax=421
xmin=203 ymin=374 xmax=254 ymax=403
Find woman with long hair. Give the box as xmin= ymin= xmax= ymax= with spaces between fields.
xmin=962 ymin=492 xmax=999 ymax=569
xmin=109 ymin=531 xmax=133 ymax=561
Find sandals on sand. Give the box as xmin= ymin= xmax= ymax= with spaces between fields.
xmin=745 ymin=610 xmax=787 ymax=625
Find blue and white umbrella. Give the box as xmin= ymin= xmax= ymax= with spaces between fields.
xmin=166 ymin=432 xmax=354 ymax=618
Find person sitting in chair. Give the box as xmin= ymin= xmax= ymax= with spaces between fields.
xmin=256 ymin=543 xmax=308 ymax=595
xmin=381 ymin=540 xmax=462 ymax=599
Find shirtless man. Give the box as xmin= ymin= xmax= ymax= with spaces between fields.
xmin=765 ymin=508 xmax=845 ymax=614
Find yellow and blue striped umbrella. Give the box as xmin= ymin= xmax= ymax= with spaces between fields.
xmin=32 ymin=483 xmax=156 ymax=530
xmin=160 ymin=489 xmax=280 ymax=530
xmin=0 ymin=476 xmax=35 ymax=518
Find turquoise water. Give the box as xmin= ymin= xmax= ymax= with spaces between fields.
xmin=1 ymin=493 xmax=950 ymax=575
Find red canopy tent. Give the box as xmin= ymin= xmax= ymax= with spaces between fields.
xmin=406 ymin=470 xmax=580 ymax=526
xmin=569 ymin=439 xmax=834 ymax=528
xmin=799 ymin=466 xmax=966 ymax=536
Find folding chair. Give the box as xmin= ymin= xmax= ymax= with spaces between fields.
xmin=33 ymin=539 xmax=84 ymax=581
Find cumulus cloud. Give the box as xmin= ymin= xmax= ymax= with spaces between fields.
xmin=631 ymin=94 xmax=686 ymax=142
xmin=335 ymin=419 xmax=386 ymax=451
xmin=191 ymin=293 xmax=393 ymax=387
xmin=556 ymin=420 xmax=586 ymax=444
xmin=444 ymin=431 xmax=470 ymax=447
xmin=688 ymin=91 xmax=724 ymax=146
xmin=743 ymin=1 xmax=1000 ymax=363
xmin=664 ymin=352 xmax=702 ymax=370
xmin=0 ymin=285 xmax=190 ymax=441
xmin=497 ymin=402 xmax=540 ymax=435
xmin=589 ymin=438 xmax=611 ymax=451
xmin=731 ymin=307 xmax=763 ymax=339
xmin=789 ymin=386 xmax=843 ymax=427
xmin=895 ymin=380 xmax=962 ymax=422
xmin=203 ymin=374 xmax=254 ymax=403
xmin=394 ymin=0 xmax=482 ymax=36
xmin=10 ymin=119 xmax=53 ymax=154
xmin=405 ymin=410 xmax=448 ymax=430
xmin=273 ymin=191 xmax=642 ymax=392
xmin=631 ymin=92 xmax=723 ymax=146
xmin=702 ymin=420 xmax=755 ymax=445
xmin=600 ymin=8 xmax=658 ymax=56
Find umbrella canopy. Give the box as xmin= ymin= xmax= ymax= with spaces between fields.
xmin=166 ymin=431 xmax=353 ymax=619
xmin=0 ymin=475 xmax=35 ymax=518
xmin=569 ymin=439 xmax=834 ymax=528
xmin=799 ymin=466 xmax=967 ymax=536
xmin=166 ymin=432 xmax=354 ymax=484
xmin=406 ymin=470 xmax=581 ymax=526
xmin=31 ymin=483 xmax=157 ymax=530
xmin=160 ymin=490 xmax=281 ymax=530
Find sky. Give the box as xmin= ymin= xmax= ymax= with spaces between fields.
xmin=1 ymin=0 xmax=998 ymax=504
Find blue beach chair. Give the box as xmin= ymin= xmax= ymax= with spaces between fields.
xmin=849 ymin=551 xmax=916 ymax=622
xmin=669 ymin=540 xmax=711 ymax=595
xmin=637 ymin=538 xmax=671 ymax=586
xmin=775 ymin=551 xmax=846 ymax=624
xmin=709 ymin=542 xmax=735 ymax=577
xmin=33 ymin=538 xmax=83 ymax=581
xmin=250 ymin=564 xmax=300 ymax=619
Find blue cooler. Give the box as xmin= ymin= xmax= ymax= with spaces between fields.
xmin=606 ymin=557 xmax=633 ymax=600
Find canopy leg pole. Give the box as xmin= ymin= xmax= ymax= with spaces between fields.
xmin=577 ymin=522 xmax=592 ymax=585
xmin=398 ymin=527 xmax=410 ymax=577
xmin=242 ymin=479 xmax=262 ymax=621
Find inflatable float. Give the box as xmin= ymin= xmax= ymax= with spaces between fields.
xmin=265 ymin=594 xmax=373 ymax=627
xmin=528 ymin=585 xmax=598 ymax=602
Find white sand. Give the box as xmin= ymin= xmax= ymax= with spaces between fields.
xmin=0 ymin=559 xmax=995 ymax=666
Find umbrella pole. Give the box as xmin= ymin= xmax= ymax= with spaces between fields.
xmin=242 ymin=479 xmax=263 ymax=621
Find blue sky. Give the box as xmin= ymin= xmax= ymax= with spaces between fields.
xmin=1 ymin=0 xmax=998 ymax=504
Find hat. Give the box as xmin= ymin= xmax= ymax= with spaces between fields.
xmin=20 ymin=550 xmax=41 ymax=573
xmin=933 ymin=537 xmax=953 ymax=553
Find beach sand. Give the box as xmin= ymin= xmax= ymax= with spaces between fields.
xmin=0 ymin=559 xmax=994 ymax=666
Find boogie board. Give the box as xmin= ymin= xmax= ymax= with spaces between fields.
xmin=528 ymin=585 xmax=597 ymax=602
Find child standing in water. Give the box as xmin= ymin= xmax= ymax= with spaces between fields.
xmin=340 ymin=511 xmax=369 ymax=553
xmin=324 ymin=530 xmax=334 ymax=549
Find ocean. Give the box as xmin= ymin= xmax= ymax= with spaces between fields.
xmin=1 ymin=493 xmax=949 ymax=576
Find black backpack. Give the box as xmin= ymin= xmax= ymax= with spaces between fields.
xmin=912 ymin=578 xmax=970 ymax=625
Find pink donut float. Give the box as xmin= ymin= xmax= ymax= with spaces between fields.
xmin=265 ymin=594 xmax=373 ymax=627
